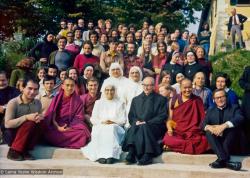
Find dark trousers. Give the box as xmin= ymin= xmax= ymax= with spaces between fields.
xmin=4 ymin=121 xmax=40 ymax=153
xmin=205 ymin=128 xmax=241 ymax=161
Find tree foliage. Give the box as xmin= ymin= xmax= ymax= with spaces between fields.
xmin=0 ymin=0 xmax=209 ymax=38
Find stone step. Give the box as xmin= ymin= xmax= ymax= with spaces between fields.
xmin=1 ymin=144 xmax=250 ymax=168
xmin=0 ymin=158 xmax=250 ymax=178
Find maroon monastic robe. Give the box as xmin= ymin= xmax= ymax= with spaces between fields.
xmin=43 ymin=90 xmax=90 ymax=149
xmin=163 ymin=94 xmax=209 ymax=154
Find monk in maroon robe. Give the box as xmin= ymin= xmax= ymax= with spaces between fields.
xmin=162 ymin=79 xmax=209 ymax=154
xmin=80 ymin=77 xmax=100 ymax=128
xmin=43 ymin=78 xmax=90 ymax=149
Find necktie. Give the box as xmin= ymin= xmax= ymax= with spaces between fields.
xmin=233 ymin=15 xmax=237 ymax=25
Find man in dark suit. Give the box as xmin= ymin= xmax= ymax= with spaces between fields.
xmin=202 ymin=89 xmax=245 ymax=171
xmin=227 ymin=8 xmax=248 ymax=49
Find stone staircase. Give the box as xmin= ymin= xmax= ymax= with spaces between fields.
xmin=0 ymin=144 xmax=250 ymax=178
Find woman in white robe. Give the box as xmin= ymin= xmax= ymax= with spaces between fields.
xmin=125 ymin=66 xmax=144 ymax=128
xmin=81 ymin=83 xmax=126 ymax=164
xmin=101 ymin=62 xmax=137 ymax=111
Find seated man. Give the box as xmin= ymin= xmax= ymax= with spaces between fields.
xmin=0 ymin=71 xmax=20 ymax=143
xmin=202 ymin=89 xmax=245 ymax=171
xmin=42 ymin=77 xmax=90 ymax=149
xmin=4 ymin=77 xmax=43 ymax=161
xmin=80 ymin=77 xmax=100 ymax=128
xmin=36 ymin=75 xmax=56 ymax=115
xmin=163 ymin=78 xmax=209 ymax=154
xmin=122 ymin=77 xmax=168 ymax=165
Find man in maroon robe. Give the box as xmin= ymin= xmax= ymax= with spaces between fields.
xmin=80 ymin=77 xmax=100 ymax=128
xmin=163 ymin=79 xmax=209 ymax=154
xmin=42 ymin=78 xmax=90 ymax=149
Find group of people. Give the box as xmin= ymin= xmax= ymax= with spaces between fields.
xmin=0 ymin=15 xmax=250 ymax=171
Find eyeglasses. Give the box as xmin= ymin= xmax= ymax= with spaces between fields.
xmin=214 ymin=95 xmax=226 ymax=100
xmin=142 ymin=84 xmax=154 ymax=87
xmin=105 ymin=89 xmax=115 ymax=92
xmin=67 ymin=36 xmax=73 ymax=37
xmin=131 ymin=72 xmax=139 ymax=74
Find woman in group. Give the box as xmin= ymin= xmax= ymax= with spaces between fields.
xmin=183 ymin=33 xmax=199 ymax=54
xmin=196 ymin=46 xmax=212 ymax=87
xmin=9 ymin=57 xmax=35 ymax=87
xmin=138 ymin=41 xmax=155 ymax=77
xmin=184 ymin=51 xmax=204 ymax=82
xmin=172 ymin=73 xmax=185 ymax=94
xmin=162 ymin=51 xmax=183 ymax=85
xmin=156 ymin=70 xmax=172 ymax=93
xmin=43 ymin=77 xmax=91 ymax=149
xmin=152 ymin=41 xmax=168 ymax=87
xmin=81 ymin=83 xmax=126 ymax=164
xmin=36 ymin=67 xmax=46 ymax=82
xmin=101 ymin=63 xmax=137 ymax=115
xmin=214 ymin=72 xmax=239 ymax=105
xmin=30 ymin=33 xmax=58 ymax=61
xmin=128 ymin=66 xmax=143 ymax=96
xmin=192 ymin=72 xmax=213 ymax=111
xmin=81 ymin=64 xmax=95 ymax=92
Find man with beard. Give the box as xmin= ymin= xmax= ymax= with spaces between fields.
xmin=124 ymin=43 xmax=144 ymax=77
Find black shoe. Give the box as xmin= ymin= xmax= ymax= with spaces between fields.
xmin=7 ymin=148 xmax=24 ymax=161
xmin=106 ymin=158 xmax=115 ymax=164
xmin=209 ymin=159 xmax=226 ymax=169
xmin=138 ymin=154 xmax=153 ymax=166
xmin=97 ymin=158 xmax=106 ymax=164
xmin=226 ymin=161 xmax=242 ymax=171
xmin=125 ymin=152 xmax=136 ymax=165
xmin=23 ymin=152 xmax=35 ymax=160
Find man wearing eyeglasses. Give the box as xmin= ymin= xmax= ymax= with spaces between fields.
xmin=122 ymin=77 xmax=168 ymax=165
xmin=202 ymin=89 xmax=246 ymax=171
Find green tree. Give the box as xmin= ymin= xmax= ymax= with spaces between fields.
xmin=0 ymin=0 xmax=209 ymax=38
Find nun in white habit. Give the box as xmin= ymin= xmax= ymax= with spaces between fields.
xmin=81 ymin=83 xmax=126 ymax=164
xmin=101 ymin=62 xmax=137 ymax=108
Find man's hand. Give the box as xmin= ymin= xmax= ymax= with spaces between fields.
xmin=57 ymin=124 xmax=70 ymax=132
xmin=206 ymin=124 xmax=228 ymax=136
xmin=136 ymin=121 xmax=146 ymax=125
xmin=0 ymin=105 xmax=5 ymax=114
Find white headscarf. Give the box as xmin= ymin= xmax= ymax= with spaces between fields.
xmin=109 ymin=62 xmax=124 ymax=78
xmin=100 ymin=81 xmax=118 ymax=100
xmin=129 ymin=66 xmax=143 ymax=82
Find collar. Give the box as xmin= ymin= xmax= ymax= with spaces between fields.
xmin=170 ymin=61 xmax=176 ymax=65
xmin=217 ymin=104 xmax=227 ymax=110
xmin=41 ymin=90 xmax=56 ymax=98
xmin=17 ymin=94 xmax=36 ymax=105
xmin=225 ymin=88 xmax=229 ymax=92
xmin=188 ymin=61 xmax=196 ymax=65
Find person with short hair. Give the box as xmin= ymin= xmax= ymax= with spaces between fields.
xmin=100 ymin=39 xmax=124 ymax=78
xmin=227 ymin=8 xmax=247 ymax=49
xmin=163 ymin=79 xmax=209 ymax=154
xmin=0 ymin=71 xmax=20 ymax=143
xmin=42 ymin=78 xmax=90 ymax=148
xmin=74 ymin=41 xmax=99 ymax=73
xmin=214 ymin=72 xmax=238 ymax=105
xmin=5 ymin=78 xmax=43 ymax=161
xmin=193 ymin=72 xmax=213 ymax=110
xmin=124 ymin=42 xmax=144 ymax=77
xmin=9 ymin=57 xmax=35 ymax=87
xmin=202 ymin=89 xmax=246 ymax=171
xmin=65 ymin=31 xmax=80 ymax=57
xmin=122 ymin=77 xmax=168 ymax=165
xmin=81 ymin=83 xmax=126 ymax=164
xmin=36 ymin=75 xmax=56 ymax=114
xmin=80 ymin=77 xmax=100 ymax=127
xmin=49 ymin=36 xmax=73 ymax=71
